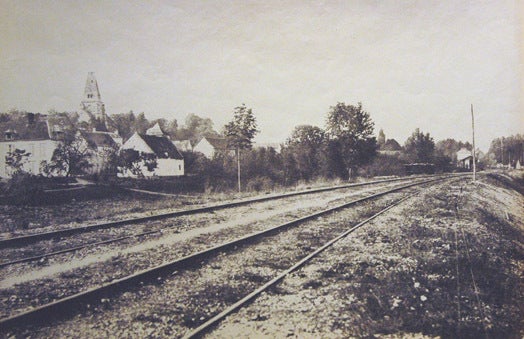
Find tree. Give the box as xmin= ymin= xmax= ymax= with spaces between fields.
xmin=176 ymin=114 xmax=217 ymax=146
xmin=44 ymin=135 xmax=92 ymax=177
xmin=285 ymin=125 xmax=326 ymax=181
xmin=378 ymin=129 xmax=386 ymax=147
xmin=116 ymin=149 xmax=158 ymax=178
xmin=224 ymin=104 xmax=259 ymax=191
xmin=5 ymin=148 xmax=31 ymax=174
xmin=325 ymin=102 xmax=377 ymax=178
xmin=404 ymin=128 xmax=435 ymax=163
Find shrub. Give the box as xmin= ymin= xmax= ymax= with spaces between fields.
xmin=4 ymin=172 xmax=44 ymax=205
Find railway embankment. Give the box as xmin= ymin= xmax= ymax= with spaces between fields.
xmin=211 ymin=176 xmax=523 ymax=338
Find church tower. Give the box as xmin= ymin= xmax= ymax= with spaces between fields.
xmin=80 ymin=72 xmax=106 ymax=122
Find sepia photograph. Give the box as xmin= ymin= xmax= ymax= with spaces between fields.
xmin=0 ymin=0 xmax=523 ymax=337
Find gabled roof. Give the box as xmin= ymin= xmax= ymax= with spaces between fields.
xmin=203 ymin=136 xmax=229 ymax=150
xmin=139 ymin=134 xmax=184 ymax=159
xmin=146 ymin=122 xmax=165 ymax=136
xmin=80 ymin=131 xmax=117 ymax=149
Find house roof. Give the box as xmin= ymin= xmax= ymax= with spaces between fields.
xmin=139 ymin=134 xmax=184 ymax=159
xmin=0 ymin=113 xmax=51 ymax=141
xmin=203 ymin=136 xmax=229 ymax=150
xmin=146 ymin=122 xmax=165 ymax=136
xmin=456 ymin=148 xmax=472 ymax=161
xmin=80 ymin=131 xmax=117 ymax=149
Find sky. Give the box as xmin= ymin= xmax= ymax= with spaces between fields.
xmin=1 ymin=0 xmax=522 ymax=151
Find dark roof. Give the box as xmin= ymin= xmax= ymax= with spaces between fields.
xmin=204 ymin=136 xmax=229 ymax=150
xmin=80 ymin=131 xmax=117 ymax=149
xmin=139 ymin=134 xmax=184 ymax=159
xmin=0 ymin=113 xmax=51 ymax=141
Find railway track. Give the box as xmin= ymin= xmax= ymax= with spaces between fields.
xmin=0 ymin=175 xmax=456 ymax=335
xmin=0 ymin=175 xmax=449 ymax=269
xmin=0 ymin=175 xmax=442 ymax=250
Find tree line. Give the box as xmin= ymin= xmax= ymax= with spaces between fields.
xmin=2 ymin=104 xmax=522 ymax=196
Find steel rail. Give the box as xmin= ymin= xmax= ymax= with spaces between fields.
xmin=0 ymin=176 xmax=435 ymax=268
xmin=183 ymin=194 xmax=414 ymax=338
xmin=0 ymin=175 xmax=437 ymax=249
xmin=0 ymin=176 xmax=448 ymax=333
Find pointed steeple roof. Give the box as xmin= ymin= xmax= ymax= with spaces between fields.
xmin=84 ymin=72 xmax=101 ymax=101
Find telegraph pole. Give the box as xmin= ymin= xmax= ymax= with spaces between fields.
xmin=471 ymin=104 xmax=476 ymax=182
xmin=237 ymin=147 xmax=241 ymax=193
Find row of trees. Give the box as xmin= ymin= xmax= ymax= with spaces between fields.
xmin=5 ymin=103 xmax=519 ymax=195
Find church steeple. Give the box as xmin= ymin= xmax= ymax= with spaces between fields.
xmin=84 ymin=72 xmax=101 ymax=101
xmin=80 ymin=72 xmax=105 ymax=121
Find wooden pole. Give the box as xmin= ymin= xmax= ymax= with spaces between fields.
xmin=237 ymin=147 xmax=241 ymax=193
xmin=471 ymin=104 xmax=476 ymax=182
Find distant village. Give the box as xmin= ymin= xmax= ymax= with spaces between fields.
xmin=0 ymin=73 xmax=522 ymax=190
xmin=0 ymin=73 xmax=240 ymax=179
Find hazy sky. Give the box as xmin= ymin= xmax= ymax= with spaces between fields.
xmin=1 ymin=0 xmax=522 ymax=151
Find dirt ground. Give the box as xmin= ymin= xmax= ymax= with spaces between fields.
xmin=211 ymin=175 xmax=524 ymax=338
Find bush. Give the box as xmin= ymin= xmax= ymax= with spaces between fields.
xmin=245 ymin=176 xmax=275 ymax=192
xmin=3 ymin=172 xmax=45 ymax=205
xmin=359 ymin=154 xmax=405 ymax=177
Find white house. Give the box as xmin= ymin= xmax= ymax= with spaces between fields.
xmin=0 ymin=116 xmax=61 ymax=178
xmin=120 ymin=132 xmax=184 ymax=177
xmin=456 ymin=148 xmax=475 ymax=169
xmin=0 ymin=135 xmax=58 ymax=177
xmin=193 ymin=136 xmax=230 ymax=158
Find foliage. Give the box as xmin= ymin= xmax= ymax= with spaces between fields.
xmin=487 ymin=134 xmax=524 ymax=167
xmin=43 ymin=135 xmax=92 ymax=177
xmin=224 ymin=104 xmax=259 ymax=150
xmin=377 ymin=129 xmax=386 ymax=147
xmin=3 ymin=171 xmax=44 ymax=205
xmin=403 ymin=128 xmax=435 ymax=163
xmin=116 ymin=149 xmax=158 ymax=178
xmin=359 ymin=153 xmax=406 ymax=177
xmin=5 ymin=148 xmax=31 ymax=174
xmin=177 ymin=114 xmax=218 ymax=146
xmin=325 ymin=102 xmax=377 ymax=178
xmin=284 ymin=125 xmax=326 ymax=181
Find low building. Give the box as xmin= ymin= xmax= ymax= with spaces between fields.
xmin=0 ymin=114 xmax=62 ymax=178
xmin=119 ymin=132 xmax=184 ymax=177
xmin=193 ymin=136 xmax=231 ymax=158
xmin=456 ymin=148 xmax=473 ymax=169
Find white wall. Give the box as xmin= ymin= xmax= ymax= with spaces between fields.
xmin=0 ymin=139 xmax=58 ymax=177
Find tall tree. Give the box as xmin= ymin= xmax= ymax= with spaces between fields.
xmin=404 ymin=128 xmax=435 ymax=163
xmin=224 ymin=104 xmax=259 ymax=191
xmin=325 ymin=102 xmax=377 ymax=178
xmin=224 ymin=104 xmax=259 ymax=150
